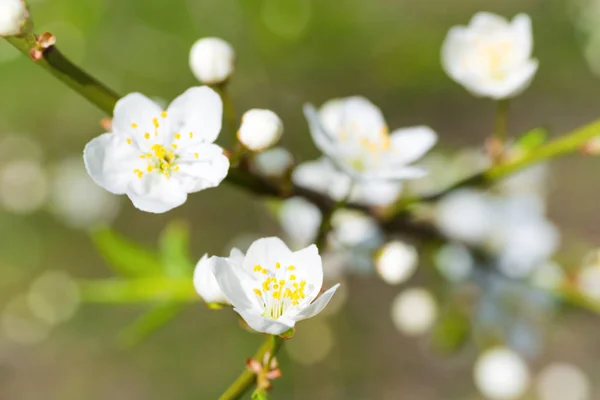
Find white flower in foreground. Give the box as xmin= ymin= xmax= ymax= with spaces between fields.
xmin=238 ymin=109 xmax=284 ymax=152
xmin=390 ymin=288 xmax=437 ymax=336
xmin=442 ymin=12 xmax=538 ymax=99
xmin=474 ymin=347 xmax=531 ymax=400
xmin=375 ymin=241 xmax=418 ymax=285
xmin=84 ymin=87 xmax=229 ymax=213
xmin=254 ymin=147 xmax=293 ymax=177
xmin=304 ymin=97 xmax=437 ymax=181
xmin=194 ymin=248 xmax=244 ymax=305
xmin=211 ymin=237 xmax=340 ymax=335
xmin=189 ymin=37 xmax=235 ymax=84
xmin=293 ymin=157 xmax=402 ymax=207
xmin=279 ymin=197 xmax=322 ymax=249
xmin=536 ymin=363 xmax=591 ymax=400
xmin=0 ymin=0 xmax=28 ymax=37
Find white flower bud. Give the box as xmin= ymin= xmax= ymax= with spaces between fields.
xmin=189 ymin=37 xmax=235 ymax=84
xmin=375 ymin=241 xmax=418 ymax=285
xmin=390 ymin=288 xmax=437 ymax=336
xmin=237 ymin=109 xmax=283 ymax=151
xmin=474 ymin=347 xmax=530 ymax=400
xmin=0 ymin=0 xmax=28 ymax=37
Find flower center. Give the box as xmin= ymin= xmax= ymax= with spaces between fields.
xmin=252 ymin=263 xmax=307 ymax=320
xmin=469 ymin=38 xmax=514 ymax=80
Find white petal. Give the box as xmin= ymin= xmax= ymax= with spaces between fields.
xmin=470 ymin=12 xmax=509 ymax=32
xmin=83 ymin=133 xmax=143 ymax=194
xmin=234 ymin=308 xmax=295 ymax=335
xmin=293 ymin=284 xmax=340 ymax=321
xmin=174 ymin=143 xmax=230 ymax=192
xmin=303 ymin=103 xmax=339 ymax=159
xmin=441 ymin=26 xmax=470 ymax=82
xmin=388 ymin=126 xmax=437 ymax=165
xmin=211 ymin=257 xmax=260 ymax=311
xmin=229 ymin=248 xmax=245 ymax=266
xmin=287 ymin=245 xmax=323 ymax=303
xmin=112 ymin=93 xmax=166 ymax=146
xmin=360 ymin=166 xmax=428 ymax=182
xmin=193 ymin=255 xmax=229 ymax=304
xmin=319 ymin=96 xmax=387 ymax=139
xmin=511 ymin=13 xmax=533 ymax=62
xmin=126 ymin=173 xmax=188 ymax=213
xmin=166 ymin=86 xmax=223 ymax=144
xmin=470 ymin=59 xmax=538 ymax=99
xmin=242 ymin=237 xmax=292 ymax=274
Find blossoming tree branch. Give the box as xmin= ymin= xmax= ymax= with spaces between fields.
xmin=4 ymin=1 xmax=600 ymax=399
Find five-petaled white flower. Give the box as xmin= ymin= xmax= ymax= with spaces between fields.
xmin=0 ymin=0 xmax=28 ymax=37
xmin=194 ymin=248 xmax=244 ymax=305
xmin=84 ymin=87 xmax=230 ymax=213
xmin=211 ymin=237 xmax=340 ymax=335
xmin=442 ymin=12 xmax=538 ymax=100
xmin=304 ymin=96 xmax=437 ymax=181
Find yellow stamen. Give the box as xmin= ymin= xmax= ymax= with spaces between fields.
xmin=131 ymin=123 xmax=138 ymax=129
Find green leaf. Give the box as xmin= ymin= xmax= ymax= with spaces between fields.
xmin=78 ymin=278 xmax=196 ymax=303
xmin=251 ymin=389 xmax=269 ymax=400
xmin=159 ymin=220 xmax=194 ymax=278
xmin=91 ymin=226 xmax=163 ymax=278
xmin=515 ymin=128 xmax=548 ymax=152
xmin=118 ymin=302 xmax=186 ymax=348
xmin=431 ymin=307 xmax=470 ymax=355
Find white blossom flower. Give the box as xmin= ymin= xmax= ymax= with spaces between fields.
xmin=0 ymin=0 xmax=28 ymax=37
xmin=304 ymin=96 xmax=437 ymax=181
xmin=293 ymin=157 xmax=402 ymax=207
xmin=474 ymin=347 xmax=531 ymax=400
xmin=194 ymin=248 xmax=244 ymax=305
xmin=189 ymin=37 xmax=235 ymax=84
xmin=375 ymin=241 xmax=418 ymax=285
xmin=536 ymin=363 xmax=591 ymax=400
xmin=390 ymin=288 xmax=437 ymax=336
xmin=331 ymin=209 xmax=382 ymax=248
xmin=434 ymin=243 xmax=474 ymax=282
xmin=254 ymin=147 xmax=293 ymax=177
xmin=84 ymin=87 xmax=229 ymax=213
xmin=279 ymin=197 xmax=322 ymax=249
xmin=238 ymin=109 xmax=283 ymax=151
xmin=442 ymin=12 xmax=538 ymax=99
xmin=210 ymin=237 xmax=340 ymax=335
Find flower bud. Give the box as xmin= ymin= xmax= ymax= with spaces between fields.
xmin=189 ymin=37 xmax=235 ymax=85
xmin=238 ymin=109 xmax=283 ymax=151
xmin=0 ymin=0 xmax=29 ymax=37
xmin=375 ymin=240 xmax=418 ymax=285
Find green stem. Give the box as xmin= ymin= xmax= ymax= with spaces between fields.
xmin=494 ymin=99 xmax=509 ymax=145
xmin=6 ymin=35 xmax=119 ymax=114
xmin=219 ymin=335 xmax=284 ymax=400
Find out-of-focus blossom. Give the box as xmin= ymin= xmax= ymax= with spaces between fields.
xmin=237 ymin=109 xmax=284 ymax=152
xmin=0 ymin=159 xmax=48 ymax=214
xmin=279 ymin=197 xmax=322 ymax=249
xmin=530 ymin=261 xmax=565 ymax=291
xmin=390 ymin=288 xmax=437 ymax=336
xmin=374 ymin=241 xmax=418 ymax=285
xmin=49 ymin=157 xmax=120 ymax=229
xmin=577 ymin=253 xmax=600 ymax=301
xmin=0 ymin=0 xmax=28 ymax=37
xmin=189 ymin=37 xmax=235 ymax=84
xmin=254 ymin=147 xmax=293 ymax=177
xmin=536 ymin=362 xmax=591 ymax=400
xmin=2 ymin=295 xmax=51 ymax=345
xmin=474 ymin=347 xmax=531 ymax=400
xmin=210 ymin=237 xmax=340 ymax=335
xmin=442 ymin=12 xmax=538 ymax=99
xmin=331 ymin=209 xmax=381 ymax=248
xmin=293 ymin=157 xmax=402 ymax=207
xmin=434 ymin=243 xmax=474 ymax=282
xmin=285 ymin=319 xmax=333 ymax=365
xmin=304 ymin=96 xmax=437 ymax=181
xmin=194 ymin=249 xmax=244 ymax=305
xmin=27 ymin=270 xmax=80 ymax=325
xmin=84 ymin=87 xmax=229 ymax=213
xmin=435 ymin=189 xmax=494 ymax=245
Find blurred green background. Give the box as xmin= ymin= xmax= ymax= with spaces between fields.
xmin=1 ymin=0 xmax=600 ymax=398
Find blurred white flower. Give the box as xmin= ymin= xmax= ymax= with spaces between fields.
xmin=0 ymin=159 xmax=48 ymax=214
xmin=375 ymin=241 xmax=418 ymax=285
xmin=577 ymin=264 xmax=600 ymax=301
xmin=536 ymin=362 xmax=591 ymax=400
xmin=442 ymin=12 xmax=538 ymax=99
xmin=530 ymin=261 xmax=565 ymax=291
xmin=304 ymin=96 xmax=437 ymax=181
xmin=279 ymin=197 xmax=322 ymax=249
xmin=27 ymin=270 xmax=80 ymax=325
xmin=0 ymin=0 xmax=28 ymax=37
xmin=50 ymin=157 xmax=120 ymax=229
xmin=194 ymin=249 xmax=244 ymax=305
xmin=390 ymin=288 xmax=437 ymax=336
xmin=434 ymin=243 xmax=474 ymax=282
xmin=293 ymin=157 xmax=402 ymax=207
xmin=211 ymin=237 xmax=340 ymax=335
xmin=238 ymin=109 xmax=283 ymax=151
xmin=189 ymin=37 xmax=235 ymax=84
xmin=498 ymin=164 xmax=548 ymax=199
xmin=285 ymin=319 xmax=333 ymax=365
xmin=84 ymin=87 xmax=229 ymax=213
xmin=474 ymin=347 xmax=531 ymax=400
xmin=331 ymin=209 xmax=382 ymax=248
xmin=435 ymin=189 xmax=494 ymax=245
xmin=254 ymin=147 xmax=293 ymax=177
